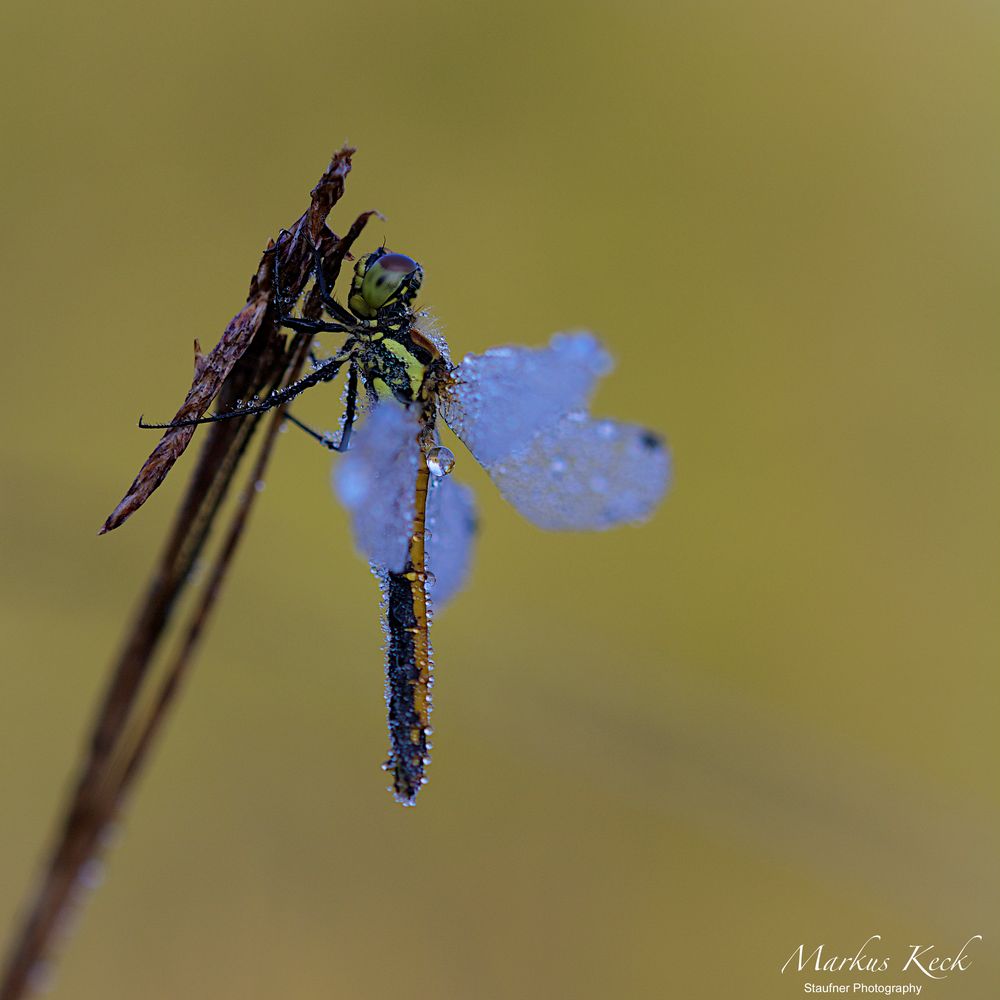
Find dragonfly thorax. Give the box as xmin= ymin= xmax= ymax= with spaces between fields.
xmin=356 ymin=325 xmax=447 ymax=405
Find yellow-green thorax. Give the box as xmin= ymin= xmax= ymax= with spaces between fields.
xmin=345 ymin=250 xmax=443 ymax=404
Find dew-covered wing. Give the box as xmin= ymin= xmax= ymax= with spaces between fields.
xmin=487 ymin=412 xmax=669 ymax=530
xmin=333 ymin=403 xmax=420 ymax=572
xmin=426 ymin=475 xmax=477 ymax=607
xmin=440 ymin=332 xmax=611 ymax=467
xmin=442 ymin=332 xmax=669 ymax=530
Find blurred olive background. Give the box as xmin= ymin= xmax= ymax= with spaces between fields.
xmin=1 ymin=1 xmax=998 ymax=997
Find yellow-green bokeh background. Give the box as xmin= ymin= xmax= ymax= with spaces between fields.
xmin=1 ymin=1 xmax=998 ymax=997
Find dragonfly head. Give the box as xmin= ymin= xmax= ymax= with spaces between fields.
xmin=349 ymin=249 xmax=424 ymax=320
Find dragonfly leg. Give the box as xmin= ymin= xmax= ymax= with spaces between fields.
xmin=278 ymin=314 xmax=351 ymax=335
xmin=271 ymin=233 xmax=352 ymax=335
xmin=282 ymin=363 xmax=359 ymax=452
xmin=283 ymin=413 xmax=343 ymax=451
xmin=139 ymin=353 xmax=351 ymax=430
xmin=311 ymin=242 xmax=359 ymax=327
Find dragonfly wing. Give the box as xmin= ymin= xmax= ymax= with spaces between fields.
xmin=441 ymin=332 xmax=612 ymax=467
xmin=333 ymin=402 xmax=420 ymax=573
xmin=488 ymin=412 xmax=670 ymax=530
xmin=443 ymin=331 xmax=670 ymax=530
xmin=426 ymin=476 xmax=477 ymax=608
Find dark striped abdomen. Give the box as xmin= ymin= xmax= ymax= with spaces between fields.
xmin=379 ymin=452 xmax=433 ymax=804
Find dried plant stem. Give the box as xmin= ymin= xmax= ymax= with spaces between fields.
xmin=112 ymin=332 xmax=312 ymax=802
xmin=1 ymin=148 xmax=375 ymax=1000
xmin=0 ymin=375 xmax=275 ymax=1000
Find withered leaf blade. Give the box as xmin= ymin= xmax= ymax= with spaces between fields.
xmin=98 ymin=145 xmax=360 ymax=536
xmin=98 ymin=291 xmax=269 ymax=534
xmin=307 ymin=148 xmax=355 ymax=243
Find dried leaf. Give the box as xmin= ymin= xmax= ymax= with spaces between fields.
xmin=98 ymin=145 xmax=361 ymax=535
xmin=99 ymin=292 xmax=269 ymax=534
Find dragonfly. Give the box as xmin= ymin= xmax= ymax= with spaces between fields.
xmin=141 ymin=240 xmax=670 ymax=804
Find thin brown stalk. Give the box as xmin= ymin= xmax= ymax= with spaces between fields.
xmin=0 ymin=147 xmax=377 ymax=1000
xmin=102 ymin=329 xmax=314 ymax=823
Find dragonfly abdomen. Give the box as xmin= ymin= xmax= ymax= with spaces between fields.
xmin=379 ymin=451 xmax=433 ymax=804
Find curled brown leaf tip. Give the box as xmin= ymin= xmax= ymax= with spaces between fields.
xmin=193 ymin=339 xmax=207 ymax=379
xmin=307 ymin=146 xmax=356 ymax=242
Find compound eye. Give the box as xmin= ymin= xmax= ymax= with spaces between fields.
xmin=360 ymin=253 xmax=418 ymax=310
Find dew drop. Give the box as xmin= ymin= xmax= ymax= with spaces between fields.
xmin=98 ymin=821 xmax=121 ymax=850
xmin=28 ymin=959 xmax=54 ymax=995
xmin=77 ymin=857 xmax=105 ymax=890
xmin=426 ymin=446 xmax=455 ymax=478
